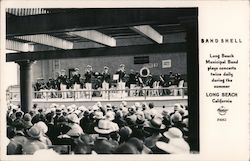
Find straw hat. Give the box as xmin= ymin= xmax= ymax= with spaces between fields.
xmin=145 ymin=117 xmax=165 ymax=130
xmin=105 ymin=111 xmax=115 ymax=121
xmin=94 ymin=120 xmax=113 ymax=134
xmin=67 ymin=114 xmax=80 ymax=124
xmin=27 ymin=126 xmax=42 ymax=139
xmin=94 ymin=111 xmax=104 ymax=120
xmin=170 ymin=111 xmax=182 ymax=124
xmin=34 ymin=121 xmax=48 ymax=134
xmin=156 ymin=127 xmax=190 ymax=154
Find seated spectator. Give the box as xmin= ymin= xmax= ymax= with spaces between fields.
xmin=144 ymin=117 xmax=165 ymax=149
xmin=119 ymin=126 xmax=132 ymax=144
xmin=155 ymin=127 xmax=190 ymax=154
xmin=7 ymin=123 xmax=28 ymax=154
xmin=73 ymin=134 xmax=94 ymax=154
xmin=34 ymin=121 xmax=52 ymax=146
xmin=22 ymin=113 xmax=33 ymax=129
xmin=93 ymin=120 xmax=118 ymax=154
xmin=22 ymin=126 xmax=48 ymax=154
xmin=66 ymin=114 xmax=83 ymax=137
xmin=114 ymin=143 xmax=139 ymax=154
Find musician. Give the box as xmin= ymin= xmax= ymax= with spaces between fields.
xmin=84 ymin=65 xmax=94 ymax=98
xmin=71 ymin=68 xmax=81 ymax=84
xmin=101 ymin=66 xmax=111 ymax=98
xmin=116 ymin=64 xmax=126 ymax=98
xmin=116 ymin=64 xmax=126 ymax=82
xmin=168 ymin=71 xmax=175 ymax=86
xmin=46 ymin=77 xmax=56 ymax=90
xmin=57 ymin=69 xmax=68 ymax=99
xmin=34 ymin=78 xmax=47 ymax=98
xmin=46 ymin=77 xmax=58 ymax=98
xmin=71 ymin=68 xmax=81 ymax=99
xmin=128 ymin=69 xmax=137 ymax=96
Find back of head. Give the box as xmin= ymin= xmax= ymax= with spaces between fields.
xmin=114 ymin=143 xmax=139 ymax=154
xmin=127 ymin=137 xmax=144 ymax=152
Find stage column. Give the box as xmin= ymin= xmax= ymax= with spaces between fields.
xmin=17 ymin=60 xmax=33 ymax=113
xmin=180 ymin=14 xmax=199 ymax=152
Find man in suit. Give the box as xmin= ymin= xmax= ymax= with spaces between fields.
xmin=116 ymin=64 xmax=126 ymax=98
xmin=72 ymin=68 xmax=81 ymax=99
xmin=84 ymin=65 xmax=94 ymax=98
xmin=101 ymin=66 xmax=111 ymax=99
xmin=57 ymin=69 xmax=68 ymax=99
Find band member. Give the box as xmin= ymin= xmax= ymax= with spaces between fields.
xmin=101 ymin=66 xmax=111 ymax=98
xmin=84 ymin=65 xmax=94 ymax=98
xmin=116 ymin=64 xmax=126 ymax=82
xmin=34 ymin=78 xmax=47 ymax=98
xmin=46 ymin=77 xmax=57 ymax=98
xmin=116 ymin=64 xmax=126 ymax=98
xmin=72 ymin=68 xmax=81 ymax=99
xmin=128 ymin=69 xmax=137 ymax=96
xmin=57 ymin=69 xmax=68 ymax=99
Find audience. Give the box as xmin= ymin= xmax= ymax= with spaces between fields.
xmin=6 ymin=101 xmax=189 ymax=155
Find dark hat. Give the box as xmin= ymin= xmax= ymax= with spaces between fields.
xmin=127 ymin=137 xmax=144 ymax=152
xmin=23 ymin=113 xmax=33 ymax=128
xmin=148 ymin=103 xmax=154 ymax=109
xmin=16 ymin=111 xmax=24 ymax=118
xmin=114 ymin=143 xmax=139 ymax=154
xmin=119 ymin=126 xmax=132 ymax=139
xmin=93 ymin=139 xmax=116 ymax=154
xmin=145 ymin=117 xmax=165 ymax=130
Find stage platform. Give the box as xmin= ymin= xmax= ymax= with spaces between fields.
xmin=10 ymin=96 xmax=188 ymax=109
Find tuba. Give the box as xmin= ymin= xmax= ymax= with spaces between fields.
xmin=140 ymin=67 xmax=150 ymax=77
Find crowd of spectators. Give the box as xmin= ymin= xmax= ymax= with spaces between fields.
xmin=6 ymin=101 xmax=189 ymax=155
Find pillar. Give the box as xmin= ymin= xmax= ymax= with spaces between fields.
xmin=17 ymin=60 xmax=33 ymax=113
xmin=180 ymin=13 xmax=199 ymax=152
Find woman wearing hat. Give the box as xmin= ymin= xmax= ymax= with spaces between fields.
xmin=22 ymin=126 xmax=48 ymax=154
xmin=144 ymin=117 xmax=165 ymax=149
xmin=66 ymin=114 xmax=83 ymax=137
xmin=93 ymin=120 xmax=119 ymax=154
xmin=154 ymin=127 xmax=190 ymax=154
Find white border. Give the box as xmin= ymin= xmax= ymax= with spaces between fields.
xmin=1 ymin=1 xmax=249 ymax=161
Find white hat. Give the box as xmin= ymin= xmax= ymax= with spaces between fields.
xmin=94 ymin=111 xmax=104 ymax=120
xmin=34 ymin=121 xmax=48 ymax=134
xmin=105 ymin=111 xmax=115 ymax=121
xmin=92 ymin=105 xmax=99 ymax=111
xmin=122 ymin=101 xmax=127 ymax=107
xmin=78 ymin=106 xmax=87 ymax=112
xmin=94 ymin=120 xmax=113 ymax=134
xmin=67 ymin=114 xmax=80 ymax=124
xmin=134 ymin=102 xmax=141 ymax=108
xmin=156 ymin=127 xmax=190 ymax=154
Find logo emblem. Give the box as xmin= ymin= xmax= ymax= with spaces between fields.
xmin=217 ymin=106 xmax=228 ymax=116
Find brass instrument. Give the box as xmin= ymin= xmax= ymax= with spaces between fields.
xmin=140 ymin=67 xmax=150 ymax=77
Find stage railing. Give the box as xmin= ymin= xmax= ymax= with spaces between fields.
xmin=7 ymin=86 xmax=187 ymax=101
